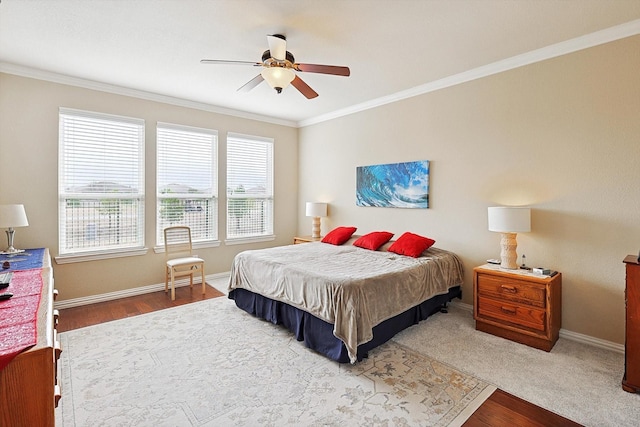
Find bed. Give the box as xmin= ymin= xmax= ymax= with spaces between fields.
xmin=228 ymin=237 xmax=464 ymax=363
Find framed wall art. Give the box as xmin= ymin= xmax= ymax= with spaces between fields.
xmin=356 ymin=160 xmax=430 ymax=208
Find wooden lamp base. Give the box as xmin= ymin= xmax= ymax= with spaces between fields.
xmin=500 ymin=232 xmax=519 ymax=269
xmin=311 ymin=217 xmax=321 ymax=238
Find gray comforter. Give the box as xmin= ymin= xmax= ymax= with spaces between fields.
xmin=229 ymin=241 xmax=464 ymax=363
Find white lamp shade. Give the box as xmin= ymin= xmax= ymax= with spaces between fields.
xmin=0 ymin=204 xmax=29 ymax=228
xmin=488 ymin=206 xmax=530 ymax=233
xmin=261 ymin=67 xmax=295 ymax=90
xmin=305 ymin=202 xmax=327 ymax=217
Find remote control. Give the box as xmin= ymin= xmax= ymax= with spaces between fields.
xmin=487 ymin=259 xmax=501 ymax=265
xmin=0 ymin=271 xmax=12 ymax=285
xmin=0 ymin=292 xmax=13 ymax=300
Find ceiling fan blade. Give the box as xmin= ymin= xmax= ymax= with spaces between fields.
xmin=200 ymin=59 xmax=262 ymax=66
xmin=267 ymin=34 xmax=287 ymax=61
xmin=290 ymin=75 xmax=318 ymax=99
xmin=294 ymin=63 xmax=350 ymax=76
xmin=238 ymin=74 xmax=264 ymax=92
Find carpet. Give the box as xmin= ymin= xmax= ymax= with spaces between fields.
xmin=393 ymin=304 xmax=640 ymax=427
xmin=56 ymin=297 xmax=495 ymax=426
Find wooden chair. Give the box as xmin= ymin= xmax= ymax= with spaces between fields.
xmin=164 ymin=226 xmax=205 ymax=301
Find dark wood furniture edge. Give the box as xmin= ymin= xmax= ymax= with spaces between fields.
xmin=622 ymin=255 xmax=640 ymax=393
xmin=475 ymin=321 xmax=555 ymax=352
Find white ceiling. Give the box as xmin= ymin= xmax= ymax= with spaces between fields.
xmin=1 ymin=0 xmax=640 ymax=127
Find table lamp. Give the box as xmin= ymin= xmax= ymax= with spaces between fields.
xmin=0 ymin=204 xmax=29 ymax=254
xmin=305 ymin=202 xmax=327 ymax=238
xmin=488 ymin=206 xmax=530 ymax=269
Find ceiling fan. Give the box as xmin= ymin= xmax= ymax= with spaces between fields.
xmin=200 ymin=34 xmax=350 ymax=99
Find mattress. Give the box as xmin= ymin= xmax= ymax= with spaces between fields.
xmin=229 ymin=241 xmax=464 ymax=362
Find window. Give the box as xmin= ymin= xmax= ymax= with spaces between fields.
xmin=58 ymin=108 xmax=145 ymax=258
xmin=226 ymin=133 xmax=274 ymax=241
xmin=157 ymin=123 xmax=218 ymax=246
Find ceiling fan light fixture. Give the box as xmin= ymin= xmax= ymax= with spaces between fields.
xmin=261 ymin=67 xmax=295 ymax=93
xmin=201 ymin=34 xmax=349 ymax=99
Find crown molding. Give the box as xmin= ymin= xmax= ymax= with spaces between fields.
xmin=298 ymin=19 xmax=640 ymax=128
xmin=2 ymin=19 xmax=638 ymax=129
xmin=0 ymin=62 xmax=298 ymax=128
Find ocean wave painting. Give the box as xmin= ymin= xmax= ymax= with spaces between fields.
xmin=356 ymin=160 xmax=430 ymax=208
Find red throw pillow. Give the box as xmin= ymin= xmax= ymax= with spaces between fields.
xmin=353 ymin=231 xmax=394 ymax=251
xmin=321 ymin=226 xmax=357 ymax=245
xmin=388 ymin=232 xmax=435 ymax=257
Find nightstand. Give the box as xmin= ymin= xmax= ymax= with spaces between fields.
xmin=293 ymin=235 xmax=322 ymax=244
xmin=473 ymin=264 xmax=562 ymax=351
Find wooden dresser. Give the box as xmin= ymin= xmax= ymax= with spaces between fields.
xmin=0 ymin=249 xmax=60 ymax=427
xmin=622 ymin=254 xmax=640 ymax=393
xmin=473 ymin=264 xmax=562 ymax=351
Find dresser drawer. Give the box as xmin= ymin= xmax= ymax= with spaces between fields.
xmin=477 ymin=296 xmax=546 ymax=332
xmin=476 ymin=274 xmax=546 ymax=308
xmin=0 ymin=250 xmax=57 ymax=427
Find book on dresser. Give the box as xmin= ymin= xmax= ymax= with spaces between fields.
xmin=0 ymin=248 xmax=60 ymax=427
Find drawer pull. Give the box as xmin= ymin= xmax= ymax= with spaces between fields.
xmin=55 ymin=385 xmax=62 ymax=407
xmin=54 ymin=330 xmax=62 ymax=359
xmin=501 ymin=306 xmax=517 ymax=314
xmin=500 ymin=285 xmax=518 ymax=293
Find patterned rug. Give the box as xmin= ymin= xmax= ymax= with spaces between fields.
xmin=56 ymin=297 xmax=495 ymax=426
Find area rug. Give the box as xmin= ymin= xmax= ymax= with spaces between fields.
xmin=56 ymin=297 xmax=495 ymax=426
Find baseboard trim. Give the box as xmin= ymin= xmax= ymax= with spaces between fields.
xmin=53 ymin=272 xmax=230 ymax=310
xmin=450 ymin=301 xmax=624 ymax=354
xmin=559 ymin=328 xmax=624 ymax=354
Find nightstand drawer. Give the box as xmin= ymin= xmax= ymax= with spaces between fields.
xmin=477 ymin=274 xmax=545 ymax=308
xmin=477 ymin=297 xmax=546 ymax=332
xmin=293 ymin=236 xmax=321 ymax=244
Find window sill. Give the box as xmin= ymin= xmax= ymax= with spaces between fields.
xmin=224 ymin=235 xmax=276 ymax=246
xmin=153 ymin=240 xmax=221 ymax=254
xmin=55 ymin=247 xmax=149 ymax=264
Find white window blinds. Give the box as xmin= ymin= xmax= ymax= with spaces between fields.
xmin=157 ymin=123 xmax=218 ymax=246
xmin=58 ymin=108 xmax=145 ymax=255
xmin=226 ymin=133 xmax=274 ymax=240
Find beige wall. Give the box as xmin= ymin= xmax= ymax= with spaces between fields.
xmin=1 ymin=34 xmax=638 ymax=345
xmin=0 ymin=73 xmax=298 ymax=301
xmin=298 ymin=35 xmax=640 ymax=345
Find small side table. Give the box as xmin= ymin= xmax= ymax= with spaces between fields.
xmin=293 ymin=236 xmax=322 ymax=244
xmin=473 ymin=264 xmax=562 ymax=351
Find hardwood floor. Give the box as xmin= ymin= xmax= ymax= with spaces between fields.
xmin=58 ymin=286 xmax=582 ymax=426
xmin=463 ymin=389 xmax=582 ymax=427
xmin=57 ymin=284 xmax=224 ymax=332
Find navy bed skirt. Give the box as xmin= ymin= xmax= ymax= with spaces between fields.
xmin=228 ymin=286 xmax=462 ymax=363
